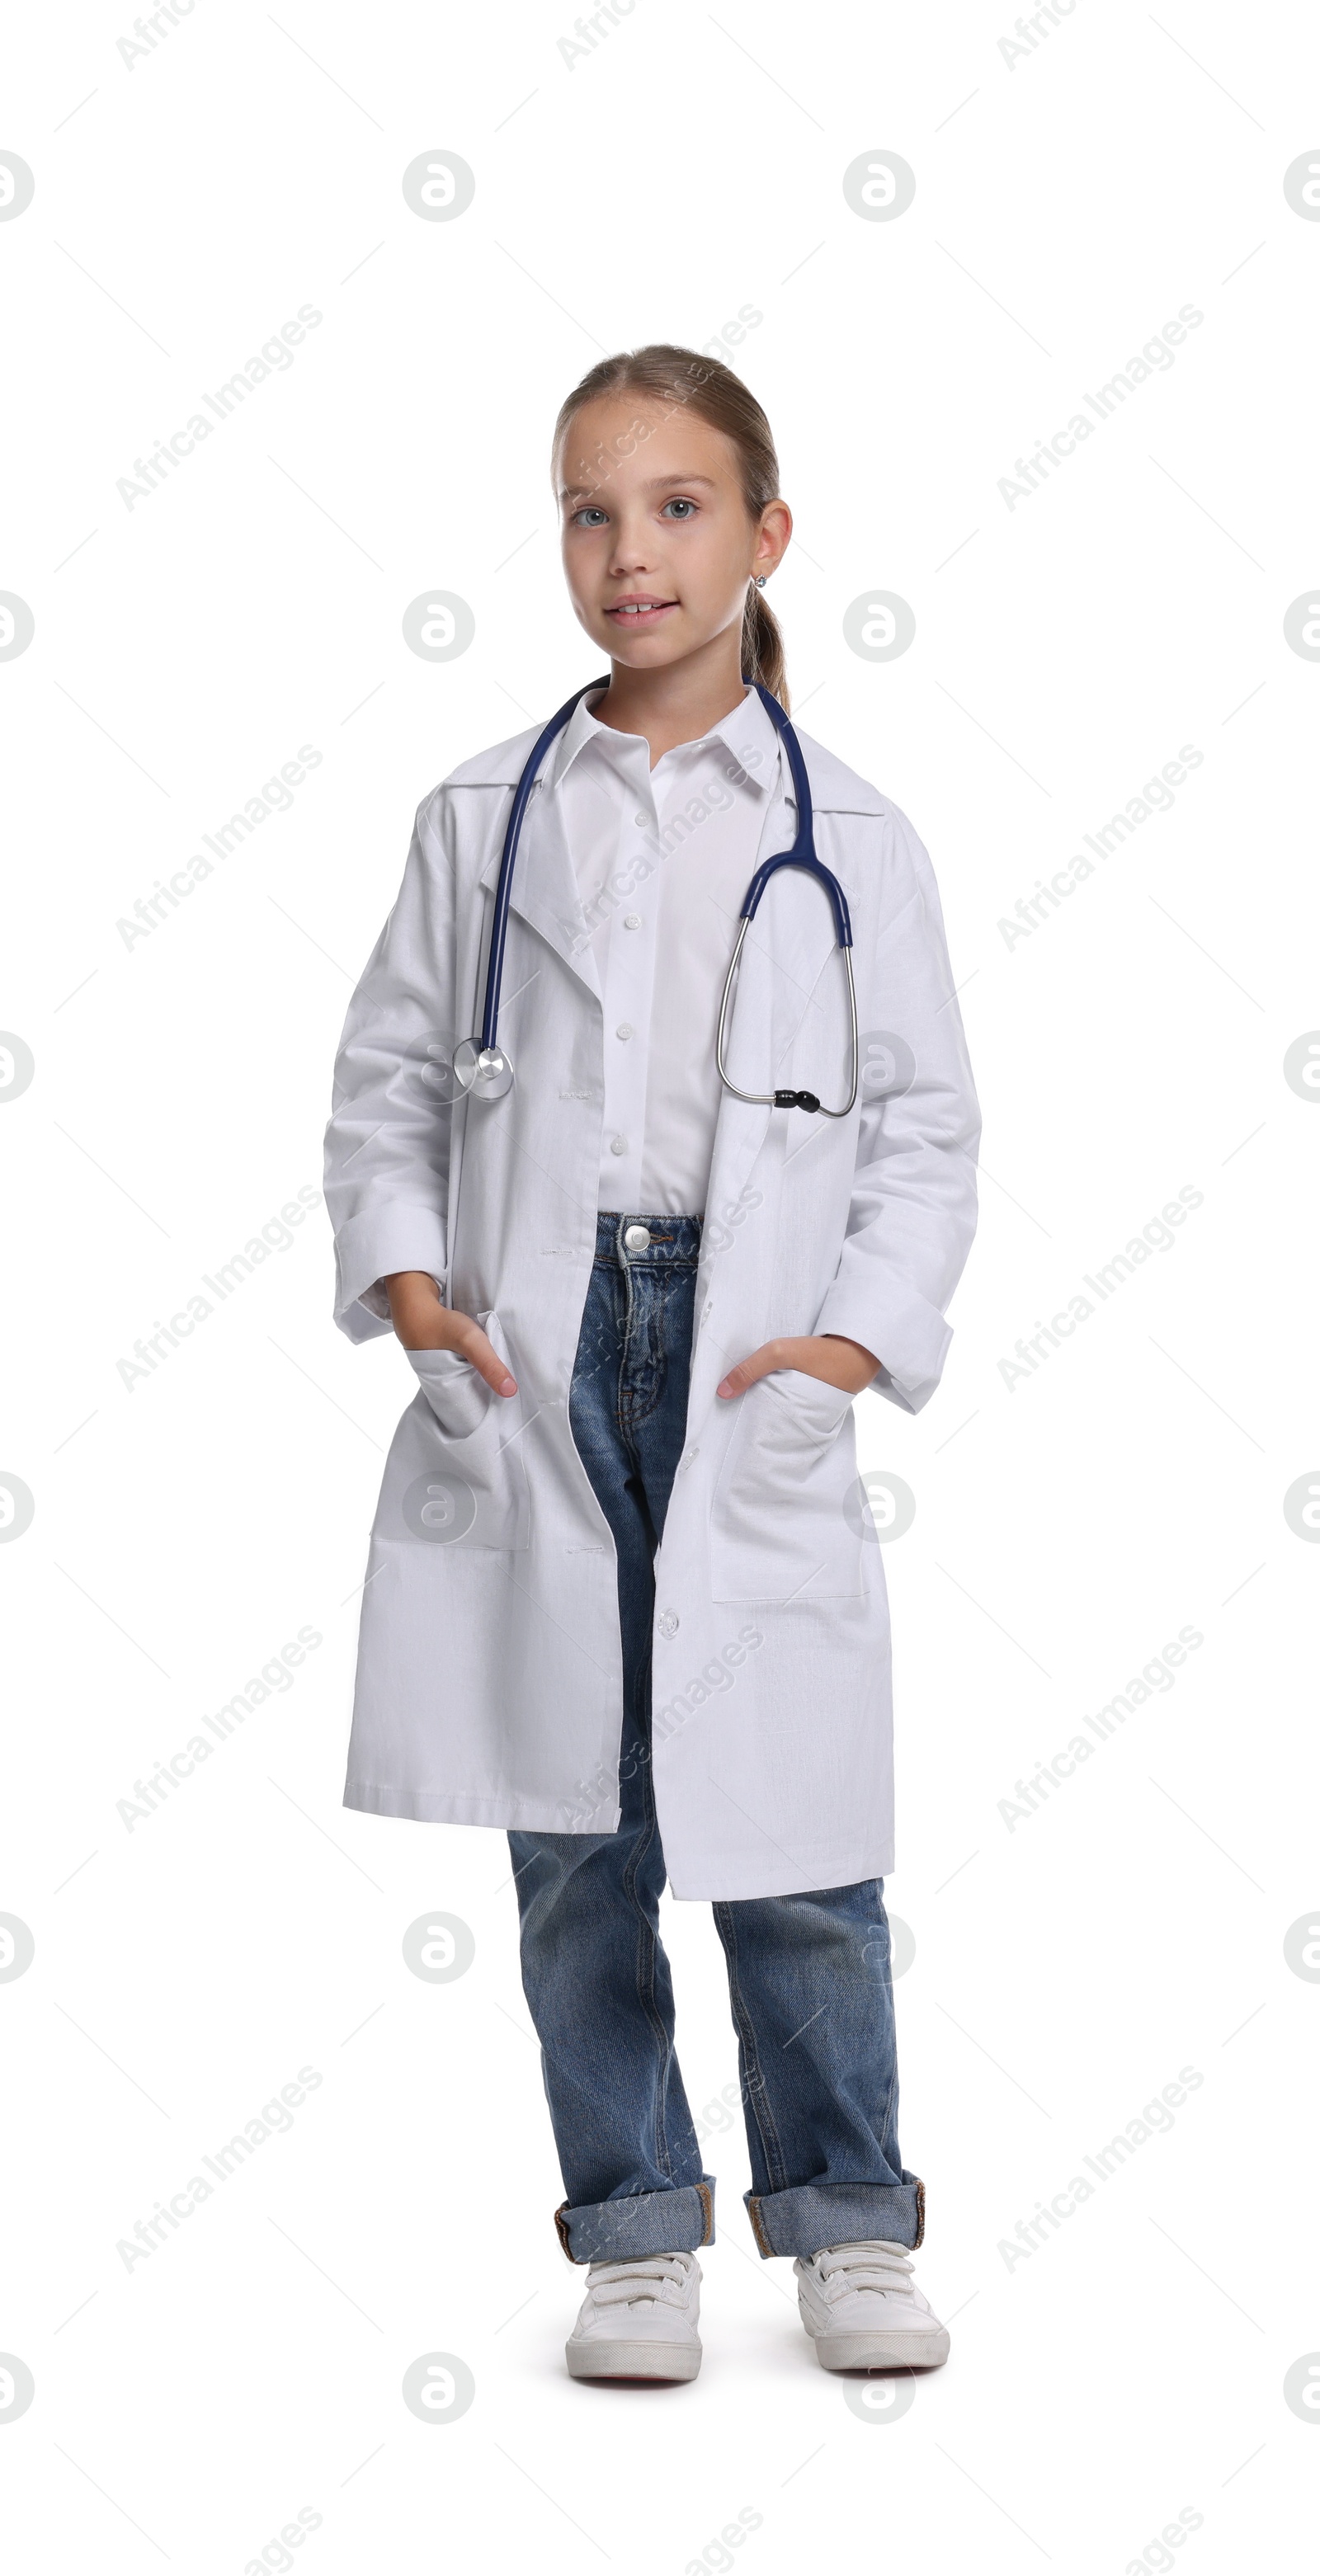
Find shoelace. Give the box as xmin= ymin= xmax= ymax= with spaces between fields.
xmin=812 ymin=2240 xmax=915 ymax=2301
xmin=584 ymin=2253 xmax=694 ymax=2310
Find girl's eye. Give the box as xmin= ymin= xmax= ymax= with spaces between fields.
xmin=662 ymin=497 xmax=697 ymax=520
xmin=571 ymin=506 xmax=609 ymax=529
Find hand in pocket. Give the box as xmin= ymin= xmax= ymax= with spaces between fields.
xmin=716 ymin=1330 xmax=879 ymax=1401
xmin=384 ymin=1271 xmax=516 ymax=1396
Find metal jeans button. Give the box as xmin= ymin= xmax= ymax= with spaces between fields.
xmin=624 ymin=1223 xmax=651 ymax=1251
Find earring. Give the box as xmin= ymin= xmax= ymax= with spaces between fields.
xmin=756 ymin=575 xmax=767 ymax=589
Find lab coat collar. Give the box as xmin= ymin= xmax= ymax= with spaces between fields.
xmin=455 ymin=696 xmax=886 ymax=822
xmin=486 ymin=780 xmax=602 ymax=1005
xmin=542 ymin=680 xmax=782 ymax=803
xmin=466 ymin=687 xmax=784 ymax=1003
xmin=460 ymin=691 xmax=883 ymax=1011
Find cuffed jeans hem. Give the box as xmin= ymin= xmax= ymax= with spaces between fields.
xmin=554 ymin=2178 xmax=716 ymax=2265
xmin=744 ymin=2173 xmax=926 ymax=2259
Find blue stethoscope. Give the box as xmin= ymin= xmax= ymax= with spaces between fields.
xmin=452 ymin=676 xmax=859 ymax=1118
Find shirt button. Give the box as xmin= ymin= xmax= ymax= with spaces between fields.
xmin=658 ymin=1609 xmax=679 ymax=1638
xmin=683 ymin=1446 xmax=699 ymax=1467
xmin=702 ymin=1300 xmax=713 ymax=1322
xmin=624 ymin=912 xmax=643 ymax=930
xmin=610 ymin=1135 xmax=628 ymax=1156
xmin=615 ymin=1021 xmax=634 ymax=1040
xmin=634 ymin=812 xmax=648 ymax=827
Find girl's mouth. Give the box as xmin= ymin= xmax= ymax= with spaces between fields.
xmin=605 ymin=596 xmax=678 ymax=626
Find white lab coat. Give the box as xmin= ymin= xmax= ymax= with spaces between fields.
xmin=325 ymin=713 xmax=980 ymax=1900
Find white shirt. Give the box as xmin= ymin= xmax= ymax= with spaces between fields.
xmin=544 ymin=683 xmax=790 ymax=1213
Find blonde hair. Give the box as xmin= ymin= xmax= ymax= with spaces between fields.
xmin=553 ymin=343 xmax=789 ymax=709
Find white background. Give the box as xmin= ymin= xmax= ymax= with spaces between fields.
xmin=2 ymin=1 xmax=1318 ymax=2568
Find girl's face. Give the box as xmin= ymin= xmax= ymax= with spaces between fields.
xmin=556 ymin=395 xmax=790 ymax=673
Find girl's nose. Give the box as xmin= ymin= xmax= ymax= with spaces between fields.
xmin=607 ymin=520 xmax=658 ymax=573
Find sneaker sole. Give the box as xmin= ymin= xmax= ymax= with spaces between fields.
xmin=566 ymin=2338 xmax=701 ymax=2383
xmin=810 ymin=2326 xmax=950 ymax=2372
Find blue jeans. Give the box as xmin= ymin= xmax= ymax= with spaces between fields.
xmin=508 ymin=1212 xmax=925 ymax=2264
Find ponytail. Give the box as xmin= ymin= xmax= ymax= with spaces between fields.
xmin=741 ymin=582 xmax=789 ymax=713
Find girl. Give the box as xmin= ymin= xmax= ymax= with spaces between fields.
xmin=323 ymin=346 xmax=980 ymax=2384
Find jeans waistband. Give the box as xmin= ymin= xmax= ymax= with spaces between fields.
xmin=595 ymin=1211 xmax=703 ymax=1266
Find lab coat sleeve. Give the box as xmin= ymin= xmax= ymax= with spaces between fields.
xmin=812 ymin=802 xmax=981 ymax=1414
xmin=323 ymin=791 xmax=458 ymax=1343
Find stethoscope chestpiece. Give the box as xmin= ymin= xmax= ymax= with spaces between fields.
xmin=453 ymin=1038 xmax=515 ymax=1101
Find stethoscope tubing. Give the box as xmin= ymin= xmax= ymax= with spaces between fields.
xmin=715 ymin=916 xmax=859 ymax=1118
xmin=474 ymin=675 xmax=859 ymax=1117
xmin=481 ymin=676 xmax=608 ymax=1050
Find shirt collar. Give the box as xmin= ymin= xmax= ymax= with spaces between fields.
xmin=544 ymin=680 xmax=782 ymax=800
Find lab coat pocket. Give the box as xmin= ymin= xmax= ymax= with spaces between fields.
xmin=384 ymin=1310 xmax=530 ymax=1552
xmin=405 ymin=1345 xmax=493 ymax=1440
xmin=710 ymin=1368 xmax=864 ymax=1603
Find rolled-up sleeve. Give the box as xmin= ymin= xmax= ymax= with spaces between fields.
xmin=323 ymin=793 xmax=457 ymax=1343
xmin=813 ymin=802 xmax=981 ymax=1413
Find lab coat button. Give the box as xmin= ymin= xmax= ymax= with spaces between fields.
xmin=615 ymin=1021 xmax=634 ymax=1040
xmin=658 ymin=1609 xmax=679 ymax=1638
xmin=610 ymin=1134 xmax=628 ymax=1156
xmin=634 ymin=812 xmax=648 ymax=827
xmin=702 ymin=1300 xmax=713 ymax=1322
xmin=624 ymin=912 xmax=643 ymax=929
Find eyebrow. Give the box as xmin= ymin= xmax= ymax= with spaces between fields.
xmin=559 ymin=472 xmax=719 ymax=504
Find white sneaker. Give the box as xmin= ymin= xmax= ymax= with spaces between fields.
xmin=565 ymin=2250 xmax=702 ymax=2382
xmin=794 ymin=2239 xmax=950 ymax=2371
